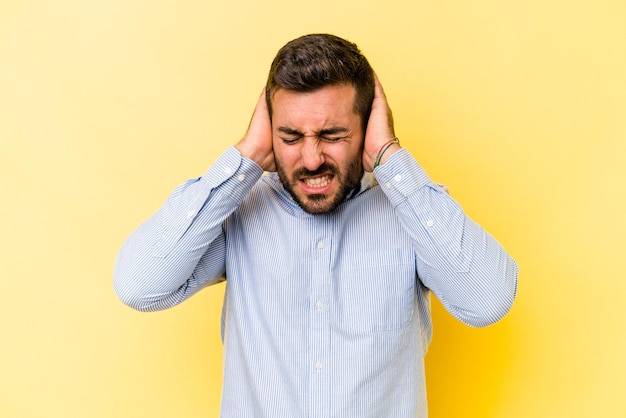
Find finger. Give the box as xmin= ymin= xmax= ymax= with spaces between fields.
xmin=373 ymin=72 xmax=387 ymax=100
xmin=372 ymin=73 xmax=394 ymax=131
xmin=248 ymin=89 xmax=271 ymax=130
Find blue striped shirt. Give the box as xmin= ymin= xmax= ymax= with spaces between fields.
xmin=114 ymin=146 xmax=518 ymax=417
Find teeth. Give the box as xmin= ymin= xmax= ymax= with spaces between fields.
xmin=304 ymin=175 xmax=330 ymax=188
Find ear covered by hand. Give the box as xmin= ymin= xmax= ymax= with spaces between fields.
xmin=235 ymin=89 xmax=276 ymax=172
xmin=235 ymin=74 xmax=400 ymax=173
xmin=362 ymin=74 xmax=400 ymax=172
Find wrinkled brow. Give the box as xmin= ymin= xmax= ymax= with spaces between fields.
xmin=277 ymin=126 xmax=350 ymax=136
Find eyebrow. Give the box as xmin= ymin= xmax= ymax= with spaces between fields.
xmin=319 ymin=127 xmax=350 ymax=136
xmin=277 ymin=127 xmax=302 ymax=136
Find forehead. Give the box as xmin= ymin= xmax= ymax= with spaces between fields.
xmin=271 ymin=84 xmax=359 ymax=128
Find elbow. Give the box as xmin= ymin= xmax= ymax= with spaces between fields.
xmin=113 ymin=273 xmax=157 ymax=313
xmin=114 ymin=290 xmax=153 ymax=313
xmin=113 ymin=258 xmax=166 ymax=313
xmin=451 ymin=291 xmax=516 ymax=328
xmin=452 ymin=256 xmax=518 ymax=328
xmin=113 ymin=263 xmax=190 ymax=313
xmin=464 ymin=257 xmax=519 ymax=328
xmin=467 ymin=288 xmax=516 ymax=328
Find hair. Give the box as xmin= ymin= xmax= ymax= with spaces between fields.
xmin=265 ymin=34 xmax=375 ymax=130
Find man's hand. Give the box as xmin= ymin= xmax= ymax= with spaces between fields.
xmin=235 ymin=89 xmax=276 ymax=172
xmin=362 ymin=75 xmax=400 ymax=172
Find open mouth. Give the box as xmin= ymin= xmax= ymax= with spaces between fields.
xmin=303 ymin=174 xmax=332 ymax=188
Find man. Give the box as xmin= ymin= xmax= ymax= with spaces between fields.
xmin=114 ymin=34 xmax=518 ymax=417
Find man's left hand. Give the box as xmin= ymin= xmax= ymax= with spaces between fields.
xmin=362 ymin=74 xmax=400 ymax=172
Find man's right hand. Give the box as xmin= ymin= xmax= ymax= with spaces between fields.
xmin=235 ymin=89 xmax=276 ymax=172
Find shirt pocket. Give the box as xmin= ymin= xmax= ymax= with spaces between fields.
xmin=334 ymin=248 xmax=416 ymax=333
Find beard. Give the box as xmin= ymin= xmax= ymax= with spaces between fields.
xmin=276 ymin=156 xmax=364 ymax=215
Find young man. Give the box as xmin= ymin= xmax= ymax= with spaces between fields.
xmin=114 ymin=34 xmax=518 ymax=417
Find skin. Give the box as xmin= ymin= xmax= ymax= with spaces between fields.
xmin=235 ymin=75 xmax=400 ymax=214
xmin=271 ymin=84 xmax=364 ymax=214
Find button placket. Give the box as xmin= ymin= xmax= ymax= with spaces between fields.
xmin=309 ymin=223 xmax=332 ymax=417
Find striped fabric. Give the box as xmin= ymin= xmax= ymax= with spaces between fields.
xmin=114 ymin=146 xmax=518 ymax=418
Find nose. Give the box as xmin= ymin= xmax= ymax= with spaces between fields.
xmin=301 ymin=139 xmax=325 ymax=171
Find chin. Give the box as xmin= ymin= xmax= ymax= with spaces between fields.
xmin=297 ymin=193 xmax=340 ymax=215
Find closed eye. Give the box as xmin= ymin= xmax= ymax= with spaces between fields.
xmin=320 ymin=134 xmax=348 ymax=142
xmin=277 ymin=127 xmax=303 ymax=144
xmin=277 ymin=126 xmax=351 ymax=144
xmin=280 ymin=135 xmax=302 ymax=144
xmin=319 ymin=127 xmax=351 ymax=143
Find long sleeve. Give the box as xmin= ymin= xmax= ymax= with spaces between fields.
xmin=113 ymin=147 xmax=264 ymax=312
xmin=374 ymin=148 xmax=518 ymax=327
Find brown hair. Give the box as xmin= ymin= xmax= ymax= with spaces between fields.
xmin=265 ymin=34 xmax=375 ymax=130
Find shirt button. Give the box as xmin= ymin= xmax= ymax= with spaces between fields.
xmin=317 ymin=241 xmax=325 ymax=249
xmin=315 ymin=300 xmax=323 ymax=310
xmin=224 ymin=167 xmax=232 ymax=174
xmin=237 ymin=174 xmax=245 ymax=181
xmin=315 ymin=361 xmax=322 ymax=371
xmin=426 ymin=219 xmax=434 ymax=227
xmin=385 ymin=182 xmax=392 ymax=189
xmin=186 ymin=210 xmax=195 ymax=218
xmin=394 ymin=174 xmax=402 ymax=182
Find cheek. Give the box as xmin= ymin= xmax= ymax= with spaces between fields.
xmin=273 ymin=145 xmax=298 ymax=173
xmin=273 ymin=139 xmax=299 ymax=162
xmin=328 ymin=143 xmax=362 ymax=167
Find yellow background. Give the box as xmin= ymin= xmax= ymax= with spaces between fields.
xmin=2 ymin=0 xmax=625 ymax=416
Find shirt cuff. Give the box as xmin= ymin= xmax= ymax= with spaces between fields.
xmin=198 ymin=146 xmax=264 ymax=203
xmin=373 ymin=148 xmax=432 ymax=206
